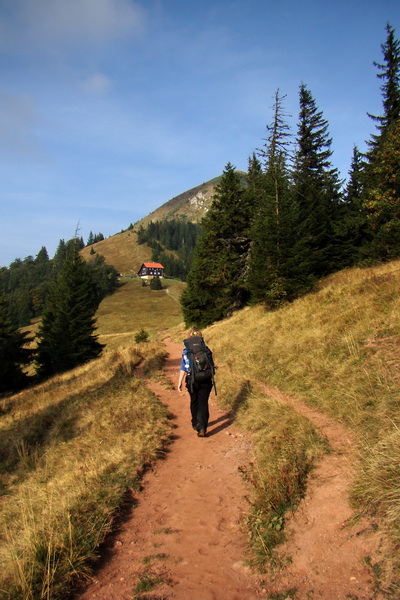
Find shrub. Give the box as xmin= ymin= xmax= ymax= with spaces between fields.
xmin=135 ymin=329 xmax=149 ymax=343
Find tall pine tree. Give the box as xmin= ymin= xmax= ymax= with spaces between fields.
xmin=35 ymin=239 xmax=104 ymax=377
xmin=367 ymin=23 xmax=400 ymax=151
xmin=365 ymin=119 xmax=400 ymax=259
xmin=336 ymin=145 xmax=371 ymax=265
xmin=363 ymin=24 xmax=400 ymax=259
xmin=291 ymin=84 xmax=343 ymax=289
xmin=248 ymin=90 xmax=295 ymax=305
xmin=181 ymin=163 xmax=251 ymax=327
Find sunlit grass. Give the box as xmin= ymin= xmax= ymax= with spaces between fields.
xmin=80 ymin=229 xmax=153 ymax=275
xmin=6 ymin=255 xmax=400 ymax=597
xmin=96 ymin=278 xmax=185 ymax=348
xmin=204 ymin=260 xmax=400 ymax=591
xmin=0 ymin=342 xmax=171 ymax=599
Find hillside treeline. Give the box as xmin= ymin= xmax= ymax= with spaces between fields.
xmin=182 ymin=24 xmax=400 ymax=327
xmin=0 ymin=238 xmax=118 ymax=328
xmin=1 ymin=239 xmax=118 ymax=393
xmin=137 ymin=219 xmax=202 ymax=280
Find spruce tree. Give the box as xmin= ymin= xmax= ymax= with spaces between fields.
xmin=35 ymin=239 xmax=103 ymax=377
xmin=336 ymin=146 xmax=371 ymax=265
xmin=246 ymin=154 xmax=267 ymax=303
xmin=53 ymin=239 xmax=66 ymax=272
xmin=363 ymin=24 xmax=400 ymax=259
xmin=181 ymin=163 xmax=251 ymax=327
xmin=150 ymin=276 xmax=163 ymax=290
xmin=365 ymin=119 xmax=400 ymax=259
xmin=291 ymin=84 xmax=342 ymax=288
xmin=367 ymin=23 xmax=400 ymax=151
xmin=0 ymin=295 xmax=32 ymax=393
xmin=248 ymin=90 xmax=295 ymax=305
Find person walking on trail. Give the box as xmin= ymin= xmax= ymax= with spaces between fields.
xmin=177 ymin=329 xmax=215 ymax=438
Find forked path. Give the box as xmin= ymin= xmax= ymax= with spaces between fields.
xmin=77 ymin=339 xmax=383 ymax=600
xmin=256 ymin=382 xmax=383 ymax=599
xmin=77 ymin=339 xmax=261 ymax=600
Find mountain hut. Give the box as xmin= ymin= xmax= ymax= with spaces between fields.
xmin=137 ymin=262 xmax=164 ymax=279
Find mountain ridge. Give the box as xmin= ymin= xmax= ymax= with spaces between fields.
xmin=81 ymin=174 xmax=225 ymax=274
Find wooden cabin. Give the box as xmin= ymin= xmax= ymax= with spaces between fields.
xmin=137 ymin=262 xmax=164 ymax=279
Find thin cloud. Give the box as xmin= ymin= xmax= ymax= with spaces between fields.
xmin=80 ymin=73 xmax=112 ymax=95
xmin=0 ymin=92 xmax=41 ymax=159
xmin=0 ymin=0 xmax=146 ymax=49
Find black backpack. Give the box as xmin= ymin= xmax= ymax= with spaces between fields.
xmin=183 ymin=336 xmax=214 ymax=385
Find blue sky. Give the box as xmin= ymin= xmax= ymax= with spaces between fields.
xmin=1 ymin=0 xmax=399 ymax=267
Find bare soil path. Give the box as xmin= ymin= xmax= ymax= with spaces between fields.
xmin=76 ymin=339 xmax=261 ymax=600
xmin=257 ymin=382 xmax=383 ymax=600
xmin=76 ymin=340 xmax=383 ymax=600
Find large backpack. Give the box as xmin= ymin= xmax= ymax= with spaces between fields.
xmin=183 ymin=336 xmax=214 ymax=385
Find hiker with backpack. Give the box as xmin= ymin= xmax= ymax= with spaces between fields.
xmin=177 ymin=329 xmax=216 ymax=437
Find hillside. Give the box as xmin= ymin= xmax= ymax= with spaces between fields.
xmin=3 ymin=259 xmax=400 ymax=599
xmin=135 ymin=176 xmax=222 ymax=227
xmin=95 ymin=277 xmax=185 ymax=350
xmin=80 ymin=175 xmax=224 ymax=274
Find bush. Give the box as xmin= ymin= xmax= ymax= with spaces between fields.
xmin=135 ymin=328 xmax=149 ymax=343
xmin=150 ymin=276 xmax=163 ymax=290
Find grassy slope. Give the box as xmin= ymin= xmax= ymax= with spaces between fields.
xmin=96 ymin=278 xmax=185 ymax=350
xmin=78 ymin=172 xmax=246 ymax=275
xmin=4 ymin=259 xmax=400 ymax=597
xmin=79 ymin=177 xmax=223 ymax=275
xmin=0 ymin=344 xmax=171 ymax=600
xmin=80 ymin=229 xmax=153 ymax=275
xmin=0 ymin=279 xmax=185 ymax=599
xmin=203 ymin=260 xmax=400 ymax=591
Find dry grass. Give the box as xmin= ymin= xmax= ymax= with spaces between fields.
xmin=6 ymin=255 xmax=400 ymax=595
xmin=95 ymin=278 xmax=185 ymax=351
xmin=204 ymin=260 xmax=400 ymax=590
xmin=209 ymin=367 xmax=326 ymax=569
xmin=0 ymin=342 xmax=171 ymax=600
xmin=80 ymin=230 xmax=153 ymax=275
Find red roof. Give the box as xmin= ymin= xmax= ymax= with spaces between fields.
xmin=142 ymin=262 xmax=164 ymax=269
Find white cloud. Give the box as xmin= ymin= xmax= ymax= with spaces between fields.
xmin=0 ymin=0 xmax=146 ymax=49
xmin=80 ymin=73 xmax=112 ymax=95
xmin=0 ymin=92 xmax=41 ymax=159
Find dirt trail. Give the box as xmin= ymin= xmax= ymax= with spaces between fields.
xmin=76 ymin=339 xmax=383 ymax=600
xmin=77 ymin=339 xmax=261 ymax=600
xmin=256 ymin=382 xmax=383 ymax=599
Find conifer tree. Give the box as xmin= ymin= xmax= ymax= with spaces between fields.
xmin=365 ymin=119 xmax=400 ymax=259
xmin=248 ymin=90 xmax=295 ymax=305
xmin=0 ymin=295 xmax=32 ymax=393
xmin=291 ymin=84 xmax=342 ymax=288
xmin=336 ymin=146 xmax=371 ymax=264
xmin=367 ymin=23 xmax=400 ymax=152
xmin=36 ymin=246 xmax=49 ymax=264
xmin=53 ymin=239 xmax=66 ymax=272
xmin=181 ymin=163 xmax=251 ymax=327
xmin=35 ymin=239 xmax=103 ymax=377
xmin=363 ymin=24 xmax=400 ymax=259
xmin=245 ymin=154 xmax=266 ymax=303
xmin=150 ymin=275 xmax=163 ymax=290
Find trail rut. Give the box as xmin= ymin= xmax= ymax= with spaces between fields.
xmin=76 ymin=339 xmax=383 ymax=600
xmin=255 ymin=382 xmax=383 ymax=599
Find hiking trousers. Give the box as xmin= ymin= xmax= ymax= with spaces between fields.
xmin=188 ymin=380 xmax=212 ymax=433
